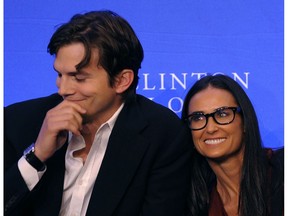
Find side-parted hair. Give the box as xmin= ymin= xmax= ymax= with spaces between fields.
xmin=181 ymin=74 xmax=269 ymax=215
xmin=47 ymin=10 xmax=144 ymax=99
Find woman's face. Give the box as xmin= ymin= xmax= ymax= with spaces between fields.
xmin=188 ymin=86 xmax=245 ymax=161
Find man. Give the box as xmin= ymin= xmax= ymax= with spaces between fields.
xmin=4 ymin=10 xmax=192 ymax=216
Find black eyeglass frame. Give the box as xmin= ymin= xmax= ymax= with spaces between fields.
xmin=185 ymin=106 xmax=242 ymax=131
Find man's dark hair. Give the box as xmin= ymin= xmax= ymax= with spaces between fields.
xmin=48 ymin=10 xmax=144 ymax=99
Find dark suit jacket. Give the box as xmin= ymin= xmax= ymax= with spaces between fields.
xmin=4 ymin=93 xmax=193 ymax=216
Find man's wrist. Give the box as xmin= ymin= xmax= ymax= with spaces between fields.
xmin=23 ymin=143 xmax=46 ymax=171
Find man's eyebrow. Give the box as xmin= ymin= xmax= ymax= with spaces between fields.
xmin=76 ymin=70 xmax=90 ymax=75
xmin=53 ymin=67 xmax=89 ymax=75
xmin=52 ymin=66 xmax=76 ymax=74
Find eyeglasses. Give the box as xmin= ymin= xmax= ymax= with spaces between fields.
xmin=185 ymin=106 xmax=241 ymax=130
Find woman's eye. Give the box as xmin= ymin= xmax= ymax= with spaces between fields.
xmin=217 ymin=110 xmax=231 ymax=118
xmin=191 ymin=114 xmax=204 ymax=122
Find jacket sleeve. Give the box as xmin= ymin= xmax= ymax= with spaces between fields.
xmin=141 ymin=123 xmax=193 ymax=216
xmin=4 ymin=94 xmax=62 ymax=215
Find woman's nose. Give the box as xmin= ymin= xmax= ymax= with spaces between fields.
xmin=205 ymin=116 xmax=219 ymax=133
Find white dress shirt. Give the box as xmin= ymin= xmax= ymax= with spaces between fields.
xmin=18 ymin=103 xmax=124 ymax=216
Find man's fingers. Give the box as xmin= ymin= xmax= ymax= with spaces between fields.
xmin=54 ymin=100 xmax=87 ymax=114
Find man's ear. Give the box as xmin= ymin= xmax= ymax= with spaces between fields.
xmin=115 ymin=69 xmax=134 ymax=94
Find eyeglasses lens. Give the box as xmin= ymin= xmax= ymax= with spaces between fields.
xmin=188 ymin=107 xmax=237 ymax=130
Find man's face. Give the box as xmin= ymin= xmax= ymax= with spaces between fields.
xmin=54 ymin=43 xmax=123 ymax=124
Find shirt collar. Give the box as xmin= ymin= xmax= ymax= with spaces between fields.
xmin=105 ymin=102 xmax=124 ymax=130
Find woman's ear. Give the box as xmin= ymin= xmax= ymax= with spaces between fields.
xmin=115 ymin=69 xmax=134 ymax=93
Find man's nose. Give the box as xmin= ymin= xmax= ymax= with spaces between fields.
xmin=57 ymin=77 xmax=74 ymax=96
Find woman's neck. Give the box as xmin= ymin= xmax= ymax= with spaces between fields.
xmin=208 ymin=152 xmax=244 ymax=215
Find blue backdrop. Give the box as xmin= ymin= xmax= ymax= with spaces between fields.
xmin=4 ymin=1 xmax=284 ymax=148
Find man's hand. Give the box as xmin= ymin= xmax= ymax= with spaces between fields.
xmin=34 ymin=101 xmax=86 ymax=162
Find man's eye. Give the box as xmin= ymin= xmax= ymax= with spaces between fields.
xmin=74 ymin=75 xmax=86 ymax=81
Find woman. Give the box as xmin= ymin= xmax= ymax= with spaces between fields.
xmin=182 ymin=75 xmax=283 ymax=216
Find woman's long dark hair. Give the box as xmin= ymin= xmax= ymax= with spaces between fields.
xmin=181 ymin=75 xmax=268 ymax=215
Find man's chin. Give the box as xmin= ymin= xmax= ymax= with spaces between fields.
xmin=82 ymin=114 xmax=93 ymax=124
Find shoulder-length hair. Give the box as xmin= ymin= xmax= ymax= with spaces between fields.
xmin=181 ymin=74 xmax=268 ymax=215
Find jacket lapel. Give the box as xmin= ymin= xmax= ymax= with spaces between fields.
xmin=86 ymin=99 xmax=149 ymax=216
